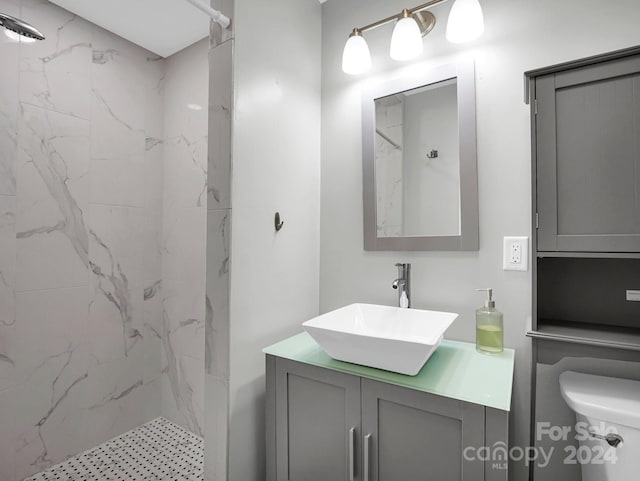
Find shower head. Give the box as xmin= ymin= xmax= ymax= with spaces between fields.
xmin=0 ymin=12 xmax=45 ymax=40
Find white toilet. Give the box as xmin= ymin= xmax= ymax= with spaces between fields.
xmin=559 ymin=371 xmax=640 ymax=481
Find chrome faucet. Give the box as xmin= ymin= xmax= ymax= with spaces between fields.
xmin=392 ymin=263 xmax=411 ymax=308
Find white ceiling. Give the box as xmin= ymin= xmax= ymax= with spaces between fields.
xmin=49 ymin=0 xmax=210 ymax=58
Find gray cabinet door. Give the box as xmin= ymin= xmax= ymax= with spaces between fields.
xmin=536 ymin=55 xmax=640 ymax=252
xmin=274 ymin=358 xmax=362 ymax=481
xmin=361 ymin=379 xmax=484 ymax=481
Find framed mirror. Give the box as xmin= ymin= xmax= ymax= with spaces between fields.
xmin=362 ymin=59 xmax=478 ymax=251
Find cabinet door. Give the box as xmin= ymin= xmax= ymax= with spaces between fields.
xmin=361 ymin=379 xmax=484 ymax=481
xmin=274 ymin=358 xmax=361 ymax=481
xmin=536 ymin=55 xmax=640 ymax=252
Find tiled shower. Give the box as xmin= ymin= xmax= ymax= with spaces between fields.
xmin=0 ymin=0 xmax=216 ymax=479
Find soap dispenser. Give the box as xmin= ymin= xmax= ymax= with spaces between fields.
xmin=476 ymin=288 xmax=504 ymax=354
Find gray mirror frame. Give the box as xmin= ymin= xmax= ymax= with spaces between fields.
xmin=362 ymin=59 xmax=479 ymax=251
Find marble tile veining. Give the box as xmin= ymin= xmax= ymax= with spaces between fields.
xmin=374 ymin=100 xmax=404 ymax=236
xmin=163 ymin=39 xmax=209 ymax=211
xmin=205 ymin=5 xmax=233 ymax=477
xmin=159 ymin=40 xmax=209 ymax=435
xmin=160 ymin=311 xmax=204 ymax=437
xmin=19 ymin=0 xmax=92 ymax=119
xmin=205 ymin=209 xmax=230 ymax=378
xmin=207 ymin=40 xmax=232 ymax=211
xmin=1 ymin=0 xmax=215 ymax=478
xmin=23 ymin=417 xmax=204 ymax=481
xmin=142 ymin=280 xmax=163 ymax=385
xmin=88 ymin=205 xmax=146 ymax=363
xmin=9 ymin=288 xmax=90 ymax=479
xmin=15 ymin=103 xmax=90 ymax=291
xmin=90 ymin=29 xmax=147 ymax=208
xmin=0 ymin=196 xmax=16 ymax=331
xmin=80 ymin=352 xmax=148 ymax=450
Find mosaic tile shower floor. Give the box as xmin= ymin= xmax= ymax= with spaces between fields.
xmin=23 ymin=417 xmax=204 ymax=481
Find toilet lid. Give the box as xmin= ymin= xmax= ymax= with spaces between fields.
xmin=559 ymin=371 xmax=640 ymax=430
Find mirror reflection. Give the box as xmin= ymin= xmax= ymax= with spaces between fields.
xmin=375 ymin=78 xmax=460 ymax=238
xmin=363 ymin=59 xmax=478 ymax=251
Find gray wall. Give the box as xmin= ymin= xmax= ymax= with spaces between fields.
xmin=319 ymin=1 xmax=640 ymax=480
xmin=226 ymin=0 xmax=322 ymax=480
xmin=403 ymin=83 xmax=460 ymax=237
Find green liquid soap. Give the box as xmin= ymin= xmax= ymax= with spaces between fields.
xmin=476 ymin=288 xmax=504 ymax=354
xmin=476 ymin=324 xmax=503 ymax=354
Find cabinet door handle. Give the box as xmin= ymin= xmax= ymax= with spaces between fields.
xmin=349 ymin=427 xmax=355 ymax=481
xmin=364 ymin=433 xmax=372 ymax=481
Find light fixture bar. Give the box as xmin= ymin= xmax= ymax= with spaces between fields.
xmin=342 ymin=0 xmax=483 ymax=75
xmin=357 ymin=0 xmax=450 ymax=34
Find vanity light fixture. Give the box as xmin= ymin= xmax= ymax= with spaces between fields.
xmin=390 ymin=9 xmax=424 ymax=61
xmin=341 ymin=0 xmax=484 ymax=75
xmin=446 ymin=0 xmax=484 ymax=43
xmin=342 ymin=28 xmax=372 ymax=75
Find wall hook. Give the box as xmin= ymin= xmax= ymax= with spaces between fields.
xmin=426 ymin=149 xmax=439 ymax=159
xmin=274 ymin=212 xmax=284 ymax=232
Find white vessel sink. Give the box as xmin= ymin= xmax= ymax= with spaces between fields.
xmin=302 ymin=303 xmax=458 ymax=376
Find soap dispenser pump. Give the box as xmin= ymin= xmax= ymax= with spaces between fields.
xmin=476 ymin=288 xmax=504 ymax=354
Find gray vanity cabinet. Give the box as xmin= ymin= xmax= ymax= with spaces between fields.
xmin=534 ymin=54 xmax=640 ymax=253
xmin=271 ymin=357 xmax=361 ymax=481
xmin=267 ymin=355 xmax=507 ymax=481
xmin=361 ymin=378 xmax=484 ymax=481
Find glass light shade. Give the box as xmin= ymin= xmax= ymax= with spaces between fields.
xmin=342 ymin=34 xmax=372 ymax=75
xmin=390 ymin=16 xmax=423 ymax=61
xmin=446 ymin=0 xmax=485 ymax=44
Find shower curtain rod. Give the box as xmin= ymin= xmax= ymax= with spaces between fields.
xmin=184 ymin=0 xmax=231 ymax=29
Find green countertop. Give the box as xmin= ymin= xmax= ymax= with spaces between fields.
xmin=263 ymin=332 xmax=515 ymax=412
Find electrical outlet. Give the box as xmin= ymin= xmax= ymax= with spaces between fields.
xmin=510 ymin=242 xmax=522 ymax=264
xmin=503 ymin=236 xmax=529 ymax=271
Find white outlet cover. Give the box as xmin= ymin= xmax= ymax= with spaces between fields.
xmin=503 ymin=236 xmax=529 ymax=271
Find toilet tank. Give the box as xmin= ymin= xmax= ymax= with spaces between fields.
xmin=559 ymin=371 xmax=640 ymax=430
xmin=559 ymin=371 xmax=640 ymax=481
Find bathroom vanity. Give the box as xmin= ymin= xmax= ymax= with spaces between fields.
xmin=264 ymin=333 xmax=514 ymax=481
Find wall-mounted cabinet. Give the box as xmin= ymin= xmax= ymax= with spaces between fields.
xmin=527 ymin=46 xmax=640 ymax=352
xmin=527 ymin=47 xmax=640 ymax=481
xmin=534 ymin=53 xmax=640 ymax=254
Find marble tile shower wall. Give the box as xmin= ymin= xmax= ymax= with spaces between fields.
xmin=0 ymin=1 xmax=164 ymax=478
xmin=204 ymin=0 xmax=233 ymax=478
xmin=375 ymin=101 xmax=404 ymax=237
xmin=0 ymin=1 xmax=209 ymax=480
xmin=159 ymin=38 xmax=209 ymax=438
